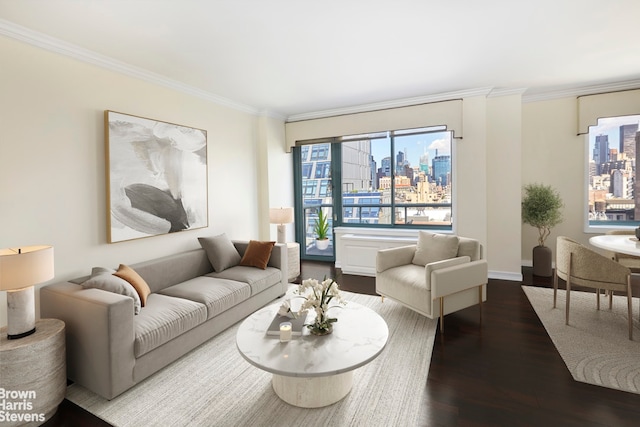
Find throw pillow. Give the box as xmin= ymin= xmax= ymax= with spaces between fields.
xmin=239 ymin=240 xmax=276 ymax=269
xmin=114 ymin=264 xmax=151 ymax=307
xmin=412 ymin=231 xmax=460 ymax=266
xmin=198 ymin=233 xmax=241 ymax=272
xmin=81 ymin=268 xmax=142 ymax=314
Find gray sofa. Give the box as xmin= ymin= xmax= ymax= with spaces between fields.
xmin=40 ymin=240 xmax=287 ymax=400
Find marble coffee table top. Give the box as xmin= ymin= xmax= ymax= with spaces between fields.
xmin=236 ymin=300 xmax=388 ymax=378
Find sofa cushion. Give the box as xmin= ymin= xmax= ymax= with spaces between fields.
xmin=114 ymin=264 xmax=151 ymax=306
xmin=134 ymin=294 xmax=207 ymax=358
xmin=81 ymin=268 xmax=141 ymax=314
xmin=412 ymin=232 xmax=459 ymax=266
xmin=378 ymin=264 xmax=432 ymax=317
xmin=158 ymin=276 xmax=251 ymax=320
xmin=239 ymin=240 xmax=275 ymax=269
xmin=206 ymin=266 xmax=282 ymax=296
xmin=130 ymin=249 xmax=213 ymax=294
xmin=198 ymin=233 xmax=241 ymax=272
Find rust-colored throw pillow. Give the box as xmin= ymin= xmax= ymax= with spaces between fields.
xmin=114 ymin=264 xmax=151 ymax=306
xmin=239 ymin=240 xmax=276 ymax=269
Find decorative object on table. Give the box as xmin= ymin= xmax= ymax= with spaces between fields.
xmin=279 ymin=322 xmax=292 ymax=342
xmin=105 ymin=111 xmax=208 ymax=243
xmin=266 ymin=300 xmax=307 ymax=337
xmin=295 ymin=277 xmax=345 ymax=335
xmin=0 ymin=245 xmax=54 ymax=339
xmin=269 ymin=207 xmax=294 ymax=243
xmin=313 ymin=208 xmax=330 ymax=250
xmin=521 ymin=183 xmax=563 ymax=277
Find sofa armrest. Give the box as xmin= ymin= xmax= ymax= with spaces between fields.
xmin=40 ymin=282 xmax=136 ymax=400
xmin=376 ymin=245 xmax=418 ymax=273
xmin=429 ymin=259 xmax=488 ymax=299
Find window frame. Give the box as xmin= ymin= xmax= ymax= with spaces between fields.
xmin=584 ymin=114 xmax=640 ymax=233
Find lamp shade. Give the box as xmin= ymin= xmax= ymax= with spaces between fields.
xmin=269 ymin=207 xmax=294 ymax=225
xmin=0 ymin=245 xmax=55 ymax=291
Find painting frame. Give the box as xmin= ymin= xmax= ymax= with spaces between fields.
xmin=105 ymin=111 xmax=208 ymax=243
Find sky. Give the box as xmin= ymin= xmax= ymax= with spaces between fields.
xmin=370 ymin=131 xmax=451 ymax=168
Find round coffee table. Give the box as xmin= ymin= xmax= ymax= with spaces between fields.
xmin=236 ymin=300 xmax=388 ymax=408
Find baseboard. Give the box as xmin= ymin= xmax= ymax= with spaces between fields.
xmin=489 ymin=270 xmax=523 ymax=282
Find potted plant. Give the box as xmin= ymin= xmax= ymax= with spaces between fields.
xmin=314 ymin=208 xmax=330 ymax=250
xmin=522 ymin=183 xmax=563 ymax=277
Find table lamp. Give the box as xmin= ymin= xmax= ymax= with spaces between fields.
xmin=0 ymin=245 xmax=54 ymax=339
xmin=269 ymin=207 xmax=294 ymax=244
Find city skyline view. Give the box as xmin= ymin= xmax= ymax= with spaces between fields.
xmin=370 ymin=130 xmax=452 ymax=171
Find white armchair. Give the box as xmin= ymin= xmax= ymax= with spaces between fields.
xmin=375 ymin=232 xmax=488 ymax=332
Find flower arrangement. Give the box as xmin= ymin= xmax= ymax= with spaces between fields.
xmin=295 ymin=277 xmax=345 ymax=335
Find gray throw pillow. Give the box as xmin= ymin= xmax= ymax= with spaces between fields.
xmin=81 ymin=268 xmax=142 ymax=314
xmin=198 ymin=233 xmax=241 ymax=272
xmin=412 ymin=231 xmax=460 ymax=266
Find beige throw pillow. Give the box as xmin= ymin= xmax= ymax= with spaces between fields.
xmin=412 ymin=231 xmax=460 ymax=266
xmin=114 ymin=264 xmax=151 ymax=307
xmin=198 ymin=233 xmax=242 ymax=272
xmin=82 ymin=267 xmax=142 ymax=314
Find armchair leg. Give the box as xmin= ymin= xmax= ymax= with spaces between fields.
xmin=478 ymin=285 xmax=483 ymax=326
xmin=553 ymin=270 xmax=558 ymax=308
xmin=439 ymin=297 xmax=444 ymax=333
xmin=596 ymin=288 xmax=600 ymax=311
xmin=627 ymin=278 xmax=633 ymax=340
xmin=381 ymin=295 xmax=385 ymax=303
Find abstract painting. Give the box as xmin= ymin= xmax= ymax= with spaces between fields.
xmin=105 ymin=111 xmax=208 ymax=243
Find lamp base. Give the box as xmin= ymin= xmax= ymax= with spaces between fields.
xmin=6 ymin=286 xmax=36 ymax=340
xmin=8 ymin=327 xmax=36 ymax=340
xmin=277 ymin=224 xmax=287 ymax=244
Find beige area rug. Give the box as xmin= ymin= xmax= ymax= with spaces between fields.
xmin=523 ymin=286 xmax=640 ymax=394
xmin=66 ymin=291 xmax=437 ymax=426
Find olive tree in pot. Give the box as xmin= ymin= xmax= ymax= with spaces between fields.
xmin=522 ymin=183 xmax=563 ymax=277
xmin=314 ymin=208 xmax=330 ymax=250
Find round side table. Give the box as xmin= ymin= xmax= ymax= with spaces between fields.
xmin=0 ymin=318 xmax=66 ymax=426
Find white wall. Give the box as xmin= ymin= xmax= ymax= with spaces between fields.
xmin=521 ymin=97 xmax=586 ymax=262
xmin=487 ymin=94 xmax=522 ymax=279
xmin=0 ymin=37 xmax=264 ymax=326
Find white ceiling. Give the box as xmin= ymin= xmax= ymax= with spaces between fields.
xmin=1 ymin=0 xmax=640 ymax=119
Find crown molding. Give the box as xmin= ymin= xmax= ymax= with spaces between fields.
xmin=488 ymin=87 xmax=528 ymax=98
xmin=285 ymin=87 xmax=494 ymax=122
xmin=0 ymin=19 xmax=260 ymax=115
xmin=522 ymin=79 xmax=640 ymax=103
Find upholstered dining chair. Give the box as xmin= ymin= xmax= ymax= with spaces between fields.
xmin=554 ymin=236 xmax=634 ymax=340
xmin=605 ymin=229 xmax=640 ymax=273
xmin=375 ymin=231 xmax=488 ymax=332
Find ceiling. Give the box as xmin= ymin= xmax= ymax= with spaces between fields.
xmin=1 ymin=0 xmax=640 ymax=120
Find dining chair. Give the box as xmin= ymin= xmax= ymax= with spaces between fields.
xmin=554 ymin=236 xmax=634 ymax=340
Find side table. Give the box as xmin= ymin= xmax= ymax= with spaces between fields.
xmin=0 ymin=318 xmax=66 ymax=426
xmin=286 ymin=242 xmax=300 ymax=282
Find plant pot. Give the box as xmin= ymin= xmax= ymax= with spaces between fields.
xmin=532 ymin=245 xmax=553 ymax=277
xmin=316 ymin=238 xmax=329 ymax=250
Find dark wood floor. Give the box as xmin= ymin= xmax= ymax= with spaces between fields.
xmin=44 ymin=263 xmax=640 ymax=427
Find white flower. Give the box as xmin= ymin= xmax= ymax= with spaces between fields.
xmin=278 ymin=300 xmax=295 ymax=318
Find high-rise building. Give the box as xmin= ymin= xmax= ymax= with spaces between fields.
xmin=432 ymin=155 xmax=451 ymax=187
xmin=419 ymin=151 xmax=430 ymax=175
xmin=620 ymin=123 xmax=638 ymax=160
xmin=593 ymin=134 xmax=609 ymax=174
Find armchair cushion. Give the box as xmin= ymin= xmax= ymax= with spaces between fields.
xmin=412 ymin=232 xmax=459 ymax=266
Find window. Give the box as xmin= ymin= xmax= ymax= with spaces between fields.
xmin=587 ymin=115 xmax=640 ymax=228
xmin=295 ymin=125 xmax=453 ymax=254
xmin=340 ymin=126 xmax=453 ymax=228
